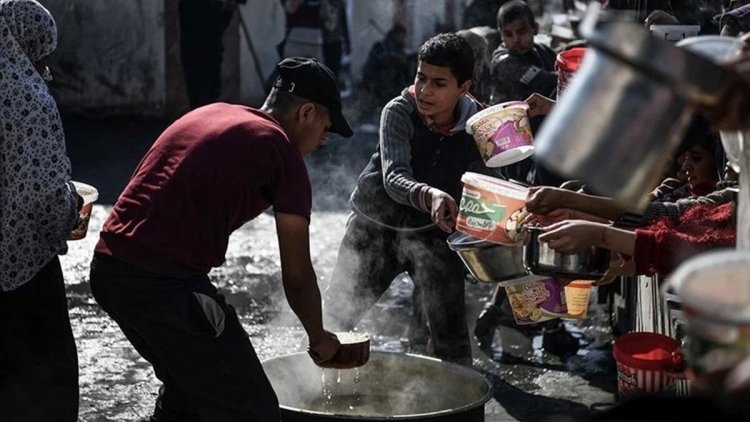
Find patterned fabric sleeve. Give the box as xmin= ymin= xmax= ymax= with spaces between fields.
xmin=0 ymin=0 xmax=78 ymax=291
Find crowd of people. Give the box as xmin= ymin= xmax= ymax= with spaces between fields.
xmin=4 ymin=0 xmax=750 ymax=420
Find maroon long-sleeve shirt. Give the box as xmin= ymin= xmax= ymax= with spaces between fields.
xmin=634 ymin=202 xmax=736 ymax=276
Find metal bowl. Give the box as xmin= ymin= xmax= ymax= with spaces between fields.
xmin=523 ymin=227 xmax=611 ymax=279
xmin=316 ymin=332 xmax=370 ymax=369
xmin=447 ymin=231 xmax=527 ymax=283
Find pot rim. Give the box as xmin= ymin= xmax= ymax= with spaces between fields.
xmin=447 ymin=231 xmax=521 ymax=251
xmin=263 ymin=351 xmax=494 ymax=420
xmin=523 ymin=228 xmax=611 ymax=279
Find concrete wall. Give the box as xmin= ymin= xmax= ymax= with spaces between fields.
xmin=238 ymin=0 xmax=287 ymax=106
xmin=237 ymin=0 xmax=408 ymax=106
xmin=42 ymin=0 xmax=166 ymax=116
xmin=42 ymin=0 xmax=460 ymax=116
xmin=237 ymin=0 xmax=452 ymax=106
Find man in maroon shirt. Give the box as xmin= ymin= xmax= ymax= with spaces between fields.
xmin=89 ymin=57 xmax=352 ymax=421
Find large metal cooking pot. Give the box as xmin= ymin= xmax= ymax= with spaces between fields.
xmin=523 ymin=227 xmax=611 ymax=279
xmin=533 ymin=4 xmax=739 ymax=211
xmin=262 ymin=351 xmax=493 ymax=422
xmin=447 ymin=231 xmax=527 ymax=283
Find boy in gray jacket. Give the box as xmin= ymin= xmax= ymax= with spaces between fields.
xmin=324 ymin=33 xmax=489 ymax=365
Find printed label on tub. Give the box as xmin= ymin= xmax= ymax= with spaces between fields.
xmin=504 ymin=277 xmax=567 ymax=325
xmin=490 ymin=121 xmax=531 ymax=152
xmin=616 ymin=362 xmax=674 ymax=400
xmin=616 ymin=363 xmax=640 ymax=396
xmin=457 ymin=174 xmax=529 ymax=244
xmin=458 ymin=189 xmax=506 ymax=227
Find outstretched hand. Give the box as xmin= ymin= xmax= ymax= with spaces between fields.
xmin=525 ymin=186 xmax=572 ymax=215
xmin=524 ymin=93 xmax=555 ymax=118
xmin=525 ymin=208 xmax=609 ymax=226
xmin=307 ymin=330 xmax=340 ymax=366
xmin=429 ymin=188 xmax=458 ymax=233
xmin=595 ymin=253 xmax=635 ymax=286
xmin=537 ymin=220 xmax=607 ymax=254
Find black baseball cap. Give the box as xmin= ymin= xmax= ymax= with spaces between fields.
xmin=274 ymin=57 xmax=353 ymax=138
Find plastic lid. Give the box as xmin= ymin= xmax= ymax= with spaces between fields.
xmin=668 ymin=250 xmax=750 ymax=323
xmin=556 ymin=47 xmax=587 ymax=72
xmin=461 ymin=172 xmax=529 ymax=198
xmin=466 ymin=101 xmax=529 ymax=135
xmin=484 ymin=145 xmax=536 ymax=168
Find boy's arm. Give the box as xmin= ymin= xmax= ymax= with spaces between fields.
xmin=380 ymin=99 xmax=433 ymax=213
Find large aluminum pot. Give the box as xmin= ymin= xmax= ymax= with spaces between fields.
xmin=534 ymin=4 xmax=739 ymax=211
xmin=262 ymin=351 xmax=493 ymax=422
xmin=523 ymin=227 xmax=611 ymax=279
xmin=447 ymin=231 xmax=527 ymax=283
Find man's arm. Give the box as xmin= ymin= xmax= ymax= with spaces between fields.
xmin=275 ymin=211 xmax=338 ymax=362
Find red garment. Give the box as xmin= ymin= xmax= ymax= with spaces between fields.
xmin=634 ymin=202 xmax=736 ymax=276
xmin=96 ymin=103 xmax=311 ymax=277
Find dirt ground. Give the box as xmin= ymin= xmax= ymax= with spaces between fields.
xmin=62 ymin=116 xmax=617 ymax=421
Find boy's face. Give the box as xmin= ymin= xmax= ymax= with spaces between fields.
xmin=414 ymin=61 xmax=470 ymax=123
xmin=501 ymin=18 xmax=538 ymax=55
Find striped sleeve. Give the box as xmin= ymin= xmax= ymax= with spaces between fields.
xmin=616 ymin=186 xmax=738 ymax=228
xmin=380 ymin=98 xmax=432 ymax=213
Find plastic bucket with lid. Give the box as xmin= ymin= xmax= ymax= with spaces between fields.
xmin=500 ymin=275 xmax=567 ymax=325
xmin=466 ymin=101 xmax=534 ymax=168
xmin=68 ymin=181 xmax=99 ymax=241
xmin=613 ymin=332 xmax=682 ymax=400
xmin=456 ymin=173 xmax=529 ymax=245
xmin=555 ymin=47 xmax=587 ymax=98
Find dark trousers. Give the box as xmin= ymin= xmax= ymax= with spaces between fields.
xmin=0 ymin=257 xmax=79 ymax=422
xmin=324 ymin=214 xmax=471 ymax=363
xmin=322 ymin=41 xmax=343 ymax=82
xmin=179 ymin=0 xmax=233 ymax=109
xmin=90 ymin=254 xmax=280 ymax=422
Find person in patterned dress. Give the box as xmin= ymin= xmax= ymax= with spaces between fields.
xmin=0 ymin=0 xmax=83 ymax=420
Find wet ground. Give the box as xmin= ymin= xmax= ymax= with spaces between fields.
xmin=62 ymin=115 xmax=618 ymax=421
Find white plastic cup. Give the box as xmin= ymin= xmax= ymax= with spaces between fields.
xmin=69 ymin=181 xmax=99 ymax=240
